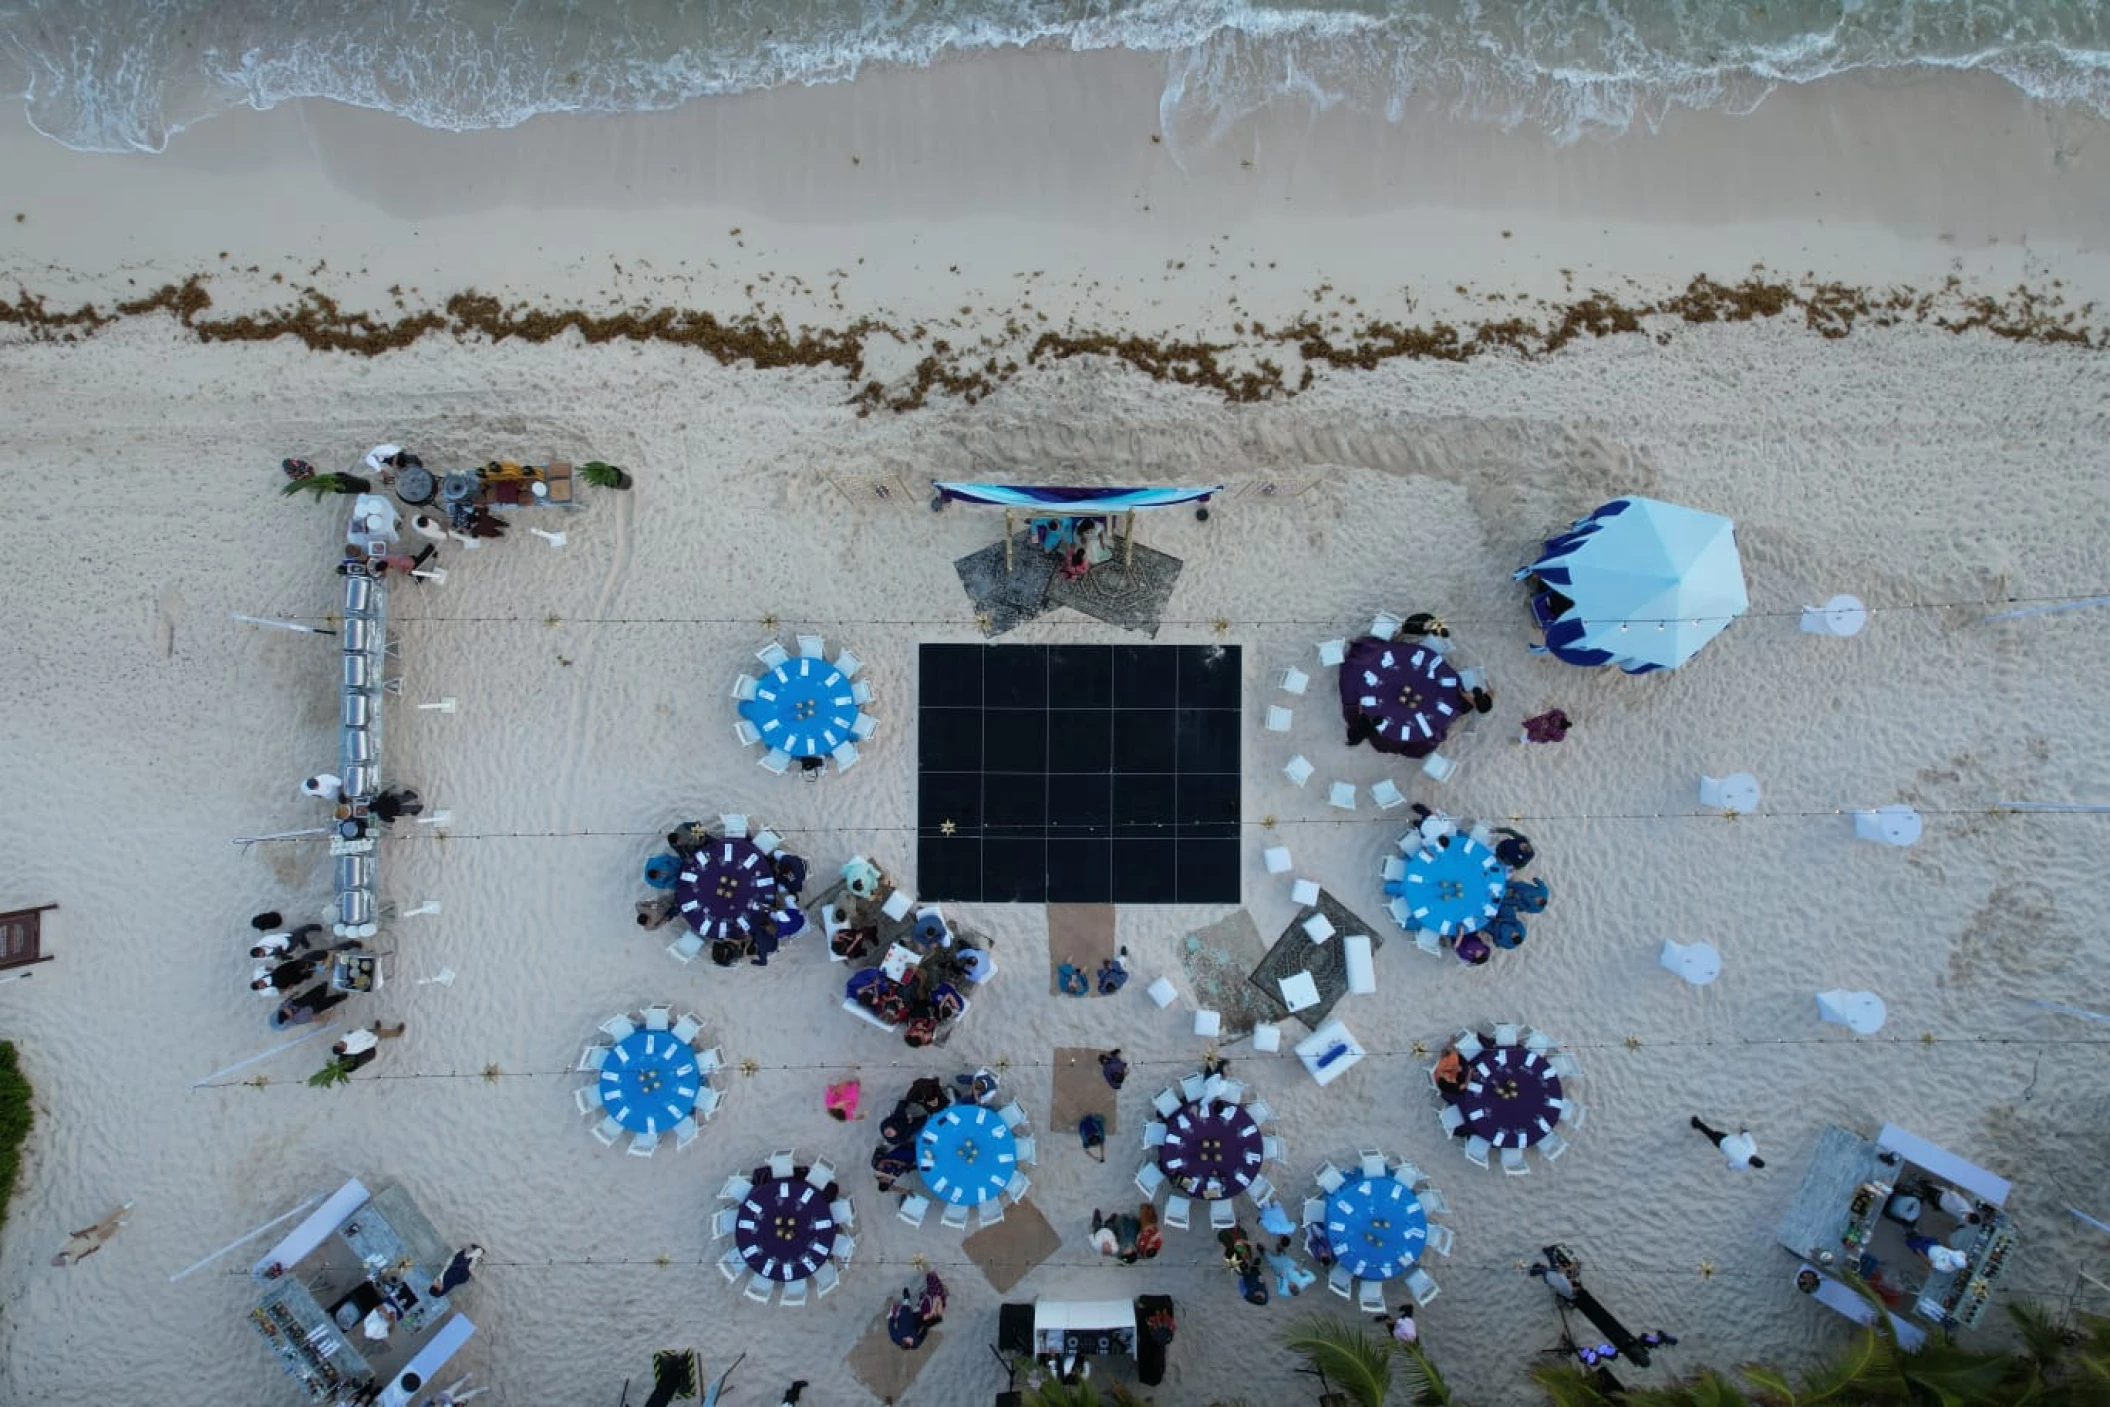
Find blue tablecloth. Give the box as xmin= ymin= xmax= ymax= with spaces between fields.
xmin=738 ymin=657 xmax=856 ymax=758
xmin=1386 ymin=835 xmax=1508 ymax=936
xmin=1325 ymin=1175 xmax=1429 ymax=1282
xmin=917 ymin=1104 xmax=1017 ymax=1206
xmin=597 ymin=1029 xmax=701 ymax=1134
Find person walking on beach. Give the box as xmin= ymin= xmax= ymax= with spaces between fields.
xmin=1520 ymin=708 xmax=1572 ymax=745
xmin=253 ymin=953 xmax=327 ymax=994
xmin=333 ymin=1022 xmax=407 ymax=1073
xmin=1690 ymin=1115 xmax=1765 ymax=1169
xmin=775 ymin=1382 xmax=810 ymax=1406
xmin=51 ymin=1201 xmax=133 ymax=1267
xmin=429 ymin=1244 xmax=485 ymax=1297
xmin=301 ymin=773 xmax=345 ymax=802
xmin=824 ymin=1076 xmax=862 ymax=1122
xmin=250 ymin=923 xmax=323 ymax=959
xmin=277 ymin=983 xmax=349 ymax=1026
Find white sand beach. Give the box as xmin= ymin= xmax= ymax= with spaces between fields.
xmin=1 ymin=46 xmax=2109 ymax=1407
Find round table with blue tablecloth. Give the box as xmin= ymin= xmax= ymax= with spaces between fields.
xmin=598 ymin=1029 xmax=701 ymax=1134
xmin=738 ymin=657 xmax=856 ymax=759
xmin=1325 ymin=1174 xmax=1429 ymax=1282
xmin=917 ymin=1104 xmax=1017 ymax=1206
xmin=1385 ymin=834 xmax=1508 ymax=937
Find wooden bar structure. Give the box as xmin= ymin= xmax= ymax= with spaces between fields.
xmin=0 ymin=903 xmax=57 ymax=969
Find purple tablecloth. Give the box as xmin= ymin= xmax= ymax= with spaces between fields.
xmin=1158 ymin=1100 xmax=1263 ymax=1199
xmin=1446 ymin=1045 xmax=1562 ymax=1148
xmin=677 ymin=836 xmax=779 ymax=939
xmin=1339 ymin=636 xmax=1463 ymax=758
xmin=735 ymin=1175 xmax=836 ymax=1282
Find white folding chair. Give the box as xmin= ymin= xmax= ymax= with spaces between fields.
xmin=1454 ymin=1031 xmax=1485 ymax=1060
xmin=1317 ymin=639 xmax=1347 ymax=667
xmin=695 ymin=1086 xmax=723 ymax=1121
xmin=1152 ymin=1088 xmax=1182 ymax=1119
xmin=1359 ymin=1149 xmax=1388 ymax=1179
xmin=673 ymin=1116 xmax=700 ymax=1152
xmin=645 ymin=1005 xmax=672 ymax=1032
xmin=735 ymin=719 xmax=762 ymax=748
xmin=1209 ymin=1199 xmax=1237 ymax=1230
xmin=1358 ymin=1279 xmax=1388 ymax=1315
xmin=1013 ymin=1136 xmax=1036 ymax=1166
xmin=1371 ymin=779 xmax=1406 ymax=810
xmin=717 ymin=1174 xmax=752 ymax=1202
xmin=806 ymin=1159 xmax=836 ymax=1189
xmin=673 ymin=1012 xmax=704 ymax=1044
xmin=1422 ymin=753 xmax=1457 ymax=782
xmin=1260 ymin=1135 xmax=1283 ymax=1163
xmin=1244 ymin=1098 xmax=1273 ymax=1126
xmin=600 ymin=1014 xmax=637 ymax=1042
xmin=1164 ymin=1195 xmax=1192 ymax=1230
xmin=780 ymin=1278 xmax=808 ymax=1308
xmin=1501 ymin=1146 xmax=1530 ymax=1176
xmin=1549 ymin=1053 xmax=1582 ymax=1080
xmin=768 ymin=1150 xmax=796 ymax=1179
xmin=941 ymin=1202 xmax=970 ymax=1230
xmin=573 ymin=1086 xmax=601 ymax=1116
xmin=629 ymin=1131 xmax=659 ymax=1158
xmin=1525 ymin=1027 xmax=1555 ymax=1053
xmin=591 ymin=1118 xmax=622 ymax=1147
xmin=1395 ymin=1160 xmax=1426 ymax=1189
xmin=1136 ymin=1163 xmax=1166 ymax=1199
xmin=1315 ymin=1162 xmax=1345 ymax=1194
xmin=997 ymin=1101 xmax=1027 ymax=1131
xmin=577 ymin=1045 xmax=609 ymax=1072
xmin=833 ymin=648 xmax=863 ymax=679
xmin=1463 ymin=1137 xmax=1491 ymax=1169
xmin=755 ymin=640 xmax=789 ymax=669
xmin=1371 ymin=613 xmax=1402 ymax=640
xmin=717 ymin=1246 xmax=745 ymax=1283
xmin=1265 ymin=705 xmax=1293 ymax=733
xmin=696 ymin=1046 xmax=724 ymax=1074
xmin=1302 ymin=1198 xmax=1327 ymax=1227
xmin=1425 ymin=1223 xmax=1455 ymax=1256
xmin=731 ymin=673 xmax=760 ymax=701
xmin=831 ymin=1233 xmax=857 ymax=1264
xmin=1439 ymin=1105 xmax=1466 ymax=1135
xmin=797 ymin=633 xmax=826 ymax=659
xmin=1004 ymin=1172 xmax=1031 ymax=1204
xmin=1144 ymin=1121 xmax=1168 ymax=1148
xmin=1284 ymin=754 xmax=1314 ymax=787
xmin=831 ymin=740 xmax=860 ymax=773
xmin=897 ymin=1196 xmax=930 ymax=1228
xmin=668 ymin=932 xmax=703 ymax=964
xmin=830 ymin=1198 xmax=856 ymax=1230
xmin=1180 ymin=1072 xmax=1206 ymax=1103
xmin=1405 ymin=1267 xmax=1440 ymax=1306
xmin=1327 ymin=781 xmax=1357 ymax=810
xmin=719 ymin=813 xmax=749 ymax=839
xmin=1278 ymin=666 xmax=1310 ymax=695
xmin=758 ymin=748 xmax=792 ymax=775
xmin=1327 ymin=1265 xmax=1353 ymax=1299
xmin=1540 ymin=1133 xmax=1570 ymax=1162
xmin=1561 ymin=1101 xmax=1587 ymax=1130
xmin=1247 ymin=1175 xmax=1275 ymax=1206
xmin=744 ymin=1274 xmax=775 ymax=1304
xmin=1493 ymin=1023 xmax=1521 ymax=1047
xmin=711 ymin=1207 xmax=740 ymax=1240
xmin=1417 ymin=1187 xmax=1448 ymax=1215
xmin=978 ymin=1199 xmax=1006 ymax=1229
xmin=752 ymin=827 xmax=782 ymax=853
xmin=851 ymin=679 xmax=874 ymax=705
xmin=812 ymin=1261 xmax=842 ymax=1299
xmin=851 ymin=712 xmax=877 ymax=741
xmin=1263 ymin=846 xmax=1293 ymax=875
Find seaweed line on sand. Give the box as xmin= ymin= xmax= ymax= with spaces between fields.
xmin=0 ymin=272 xmax=2098 ymax=412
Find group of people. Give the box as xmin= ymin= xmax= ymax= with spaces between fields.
xmin=885 ymin=1272 xmax=949 ymax=1350
xmin=1399 ymin=806 xmax=1550 ymax=966
xmin=1028 ymin=514 xmax=1114 ymax=581
xmin=246 ymin=912 xmax=404 ymax=1075
xmin=865 ymin=1071 xmax=1000 ymax=1194
xmin=1087 ymin=1204 xmax=1163 ymax=1263
xmin=1056 ymin=950 xmax=1129 ymax=998
xmin=1215 ymin=1217 xmax=1322 ymax=1307
xmin=635 ymin=823 xmax=811 ymax=967
xmin=842 ymin=925 xmax=980 ymax=1047
xmin=300 ymin=774 xmax=427 ymax=827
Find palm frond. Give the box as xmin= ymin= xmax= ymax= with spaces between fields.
xmin=1392 ymin=1342 xmax=1453 ymax=1407
xmin=1736 ymin=1361 xmax=1800 ymax=1407
xmin=1284 ymin=1316 xmax=1392 ymax=1407
xmin=1529 ymin=1361 xmax=1615 ymax=1407
xmin=1792 ymin=1327 xmax=1900 ymax=1405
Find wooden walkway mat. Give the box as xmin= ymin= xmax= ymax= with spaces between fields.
xmin=1047 ymin=904 xmax=1116 ymax=994
xmin=962 ymin=1198 xmax=1062 ymax=1294
xmin=1049 ymin=1045 xmax=1119 ymax=1137
xmin=846 ymin=1306 xmax=946 ymax=1402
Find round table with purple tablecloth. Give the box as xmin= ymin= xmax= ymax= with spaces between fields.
xmin=1446 ymin=1045 xmax=1562 ymax=1148
xmin=1158 ymin=1100 xmax=1264 ymax=1200
xmin=677 ymin=835 xmax=779 ymax=940
xmin=734 ymin=1174 xmax=838 ymax=1282
xmin=1338 ymin=636 xmax=1464 ymax=758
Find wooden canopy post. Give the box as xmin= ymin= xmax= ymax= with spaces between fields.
xmin=1123 ymin=509 xmax=1136 ymax=572
xmin=1004 ymin=509 xmax=1015 ymax=575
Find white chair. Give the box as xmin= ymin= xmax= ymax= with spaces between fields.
xmin=734 ymin=719 xmax=762 ymax=748
xmin=830 ymin=1198 xmax=856 ymax=1230
xmin=645 ymin=1005 xmax=672 ymax=1032
xmin=1853 ymin=804 xmax=1923 ymax=847
xmin=718 ymin=813 xmax=748 ymax=839
xmin=1548 ymin=1052 xmax=1581 ymax=1079
xmin=779 ymin=1278 xmax=808 ymax=1308
xmin=1417 ymin=1186 xmax=1448 ymax=1215
xmin=672 ymin=1012 xmax=704 ymax=1044
xmin=1317 ymin=639 xmax=1347 ymax=667
xmin=1342 ymin=933 xmax=1376 ymax=995
xmin=1302 ymin=1198 xmax=1327 ymax=1227
xmin=1699 ymin=773 xmax=1760 ymax=814
xmin=1301 ymin=914 xmax=1335 ymax=944
xmin=1462 ymin=1137 xmax=1491 ymax=1169
xmin=731 ymin=673 xmax=760 ymax=701
xmin=1265 ymin=706 xmax=1293 ymax=733
xmin=806 ymin=1159 xmax=836 ymax=1189
xmin=769 ymin=1150 xmax=796 ymax=1179
xmin=696 ymin=1046 xmax=725 ymax=1075
xmin=1263 ymin=846 xmax=1293 ymax=875
xmin=812 ymin=1261 xmax=842 ymax=1299
xmin=600 ymin=1014 xmax=637 ymax=1042
xmin=1454 ymin=1031 xmax=1484 ymax=1060
xmin=696 ymin=1086 xmax=723 ymax=1121
xmin=669 ymin=932 xmax=704 ymax=964
xmin=718 ymin=1174 xmax=752 ymax=1202
xmin=881 ymin=889 xmax=915 ymax=922
xmin=1194 ymin=1010 xmax=1222 ymax=1038
xmin=1283 ymin=755 xmax=1314 ymax=787
xmin=756 ymin=640 xmax=789 ymax=669
xmin=1560 ymin=1101 xmax=1587 ymax=1130
xmin=851 ymin=679 xmax=874 ymax=705
xmin=1540 ymin=1133 xmax=1570 ymax=1162
xmin=997 ymin=1101 xmax=1028 ymax=1131
xmin=718 ymin=1246 xmax=746 ymax=1283
xmin=1394 ymin=1160 xmax=1424 ymax=1188
xmin=1660 ymin=939 xmax=1723 ymax=986
xmin=1261 ymin=1135 xmax=1283 ymax=1163
xmin=1327 ymin=781 xmax=1357 ymax=810
xmin=1013 ymin=1136 xmax=1036 ymax=1166
xmin=1247 ymin=1175 xmax=1275 ymax=1205
xmin=1800 ymin=594 xmax=1868 ymax=636
xmin=851 ymin=712 xmax=877 ymax=741
xmin=1358 ymin=1279 xmax=1388 ymax=1315
xmin=673 ymin=1117 xmax=700 ymax=1152
xmin=832 ymin=1233 xmax=857 ymax=1264
xmin=1143 ymin=1121 xmax=1168 ymax=1148
xmin=578 ymin=1045 xmax=609 ymax=1072
xmin=1136 ymin=1163 xmax=1166 ymax=1198
xmin=1004 ymin=1172 xmax=1030 ymax=1203
xmin=744 ymin=1274 xmax=775 ymax=1304
xmin=1359 ymin=1148 xmax=1388 ymax=1179
xmin=1425 ymin=1223 xmax=1455 ymax=1256
xmin=1245 ymin=1098 xmax=1273 ymax=1125
xmin=834 ymin=648 xmax=863 ymax=679
xmin=1217 ymin=1078 xmax=1247 ymax=1105
xmin=1164 ymin=1195 xmax=1191 ymax=1230
xmin=1328 ymin=1265 xmax=1353 ymax=1299
xmin=1405 ymin=1267 xmax=1440 ymax=1306
xmin=1371 ymin=613 xmax=1403 ymax=640
xmin=1289 ymin=877 xmax=1321 ymax=907
xmin=1180 ymin=1072 xmax=1206 ymax=1102
xmin=1251 ymin=1023 xmax=1281 ymax=1053
xmin=831 ymin=741 xmax=860 ymax=773
xmin=797 ymin=633 xmax=826 ymax=659
xmin=941 ymin=1202 xmax=970 ymax=1230
xmin=1278 ymin=667 xmax=1310 ymax=697
xmin=1380 ymin=856 xmax=1405 ymax=882
xmin=752 ymin=827 xmax=782 ymax=852
xmin=1314 ymin=1162 xmax=1345 ymax=1194
xmin=1492 ymin=1023 xmax=1521 ymax=1047
xmin=1152 ymin=1087 xmax=1182 ymax=1118
xmin=898 ymin=1195 xmax=930 ymax=1228
xmin=1371 ymin=779 xmax=1406 ymax=810
xmin=573 ymin=1086 xmax=602 ymax=1116
xmin=1500 ymin=1146 xmax=1529 ymax=1176
xmin=757 ymin=748 xmax=791 ymax=775
xmin=1439 ymin=1106 xmax=1465 ymax=1135
xmin=1421 ymin=753 xmax=1457 ymax=782
xmin=1209 ymin=1199 xmax=1237 ymax=1230
xmin=629 ymin=1131 xmax=660 ymax=1157
xmin=711 ymin=1207 xmax=740 ymax=1240
xmin=1524 ymin=1027 xmax=1555 ymax=1053
xmin=978 ymin=1199 xmax=1006 ymax=1229
xmin=1816 ymin=989 xmax=1888 ymax=1034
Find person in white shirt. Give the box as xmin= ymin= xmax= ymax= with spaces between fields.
xmin=1933 ymin=1186 xmax=1982 ymax=1225
xmin=1690 ymin=1115 xmax=1766 ymax=1170
xmin=301 ymin=774 xmax=344 ymax=802
xmin=331 ymin=1021 xmax=406 ymax=1072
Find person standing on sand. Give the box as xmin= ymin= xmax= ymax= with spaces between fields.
xmin=52 ymin=1202 xmax=133 ymax=1266
xmin=302 ymin=773 xmax=345 ymax=802
xmin=332 ymin=1022 xmax=407 ymax=1073
xmin=825 ymin=1076 xmax=862 ymax=1121
xmin=277 ymin=983 xmax=349 ymax=1025
xmin=429 ymin=1244 xmax=485 ymax=1296
xmin=1690 ymin=1116 xmax=1766 ymax=1169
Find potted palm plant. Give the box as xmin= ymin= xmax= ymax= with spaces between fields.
xmin=307 ymin=1060 xmax=354 ymax=1089
xmin=281 ymin=472 xmax=372 ymax=498
xmin=580 ymin=460 xmax=633 ymax=491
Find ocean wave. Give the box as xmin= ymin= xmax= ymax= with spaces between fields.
xmin=2 ymin=0 xmax=2106 ymax=155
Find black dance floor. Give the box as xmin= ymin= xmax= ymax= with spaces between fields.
xmin=917 ymin=644 xmax=1242 ymax=903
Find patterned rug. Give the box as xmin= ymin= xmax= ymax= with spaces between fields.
xmin=1043 ymin=540 xmax=1184 ymax=637
xmin=952 ymin=534 xmax=1059 ymax=637
xmin=1246 ymin=889 xmax=1386 ymax=1029
xmin=1176 ymin=909 xmax=1276 ymax=1040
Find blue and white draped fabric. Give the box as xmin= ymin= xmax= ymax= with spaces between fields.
xmin=933 ymin=483 xmax=1223 ymax=514
xmin=1516 ymin=495 xmax=1747 ymax=671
